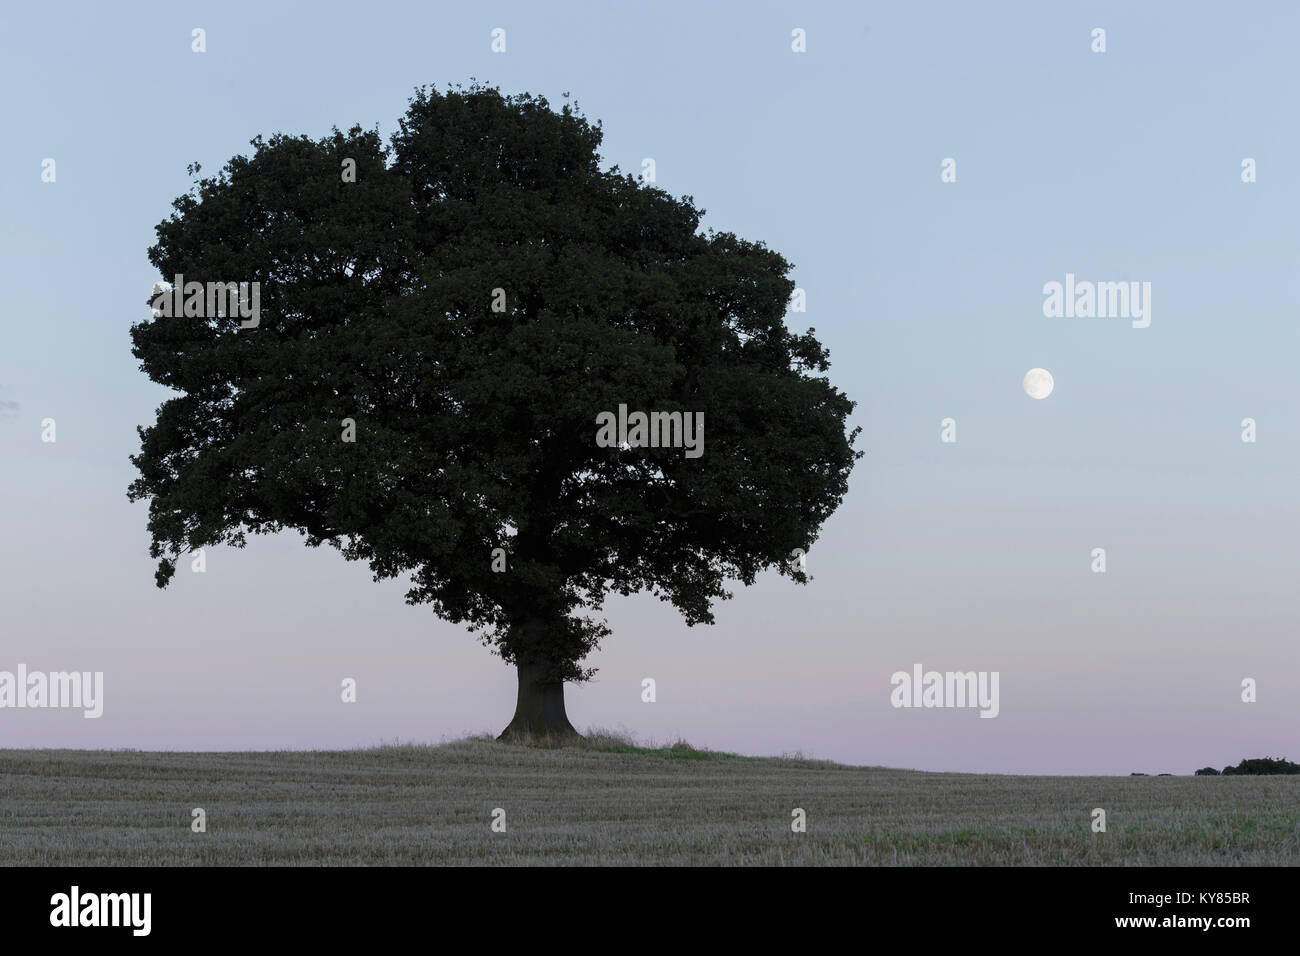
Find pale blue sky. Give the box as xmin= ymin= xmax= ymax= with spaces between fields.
xmin=1 ymin=1 xmax=1297 ymax=773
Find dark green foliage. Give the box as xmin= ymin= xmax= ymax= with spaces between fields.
xmin=129 ymin=83 xmax=861 ymax=683
xmin=1194 ymin=767 xmax=1220 ymax=776
xmin=1220 ymin=757 xmax=1300 ymax=776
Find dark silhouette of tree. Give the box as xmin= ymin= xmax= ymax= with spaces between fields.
xmin=129 ymin=83 xmax=860 ymax=740
xmin=1220 ymin=757 xmax=1299 ymax=775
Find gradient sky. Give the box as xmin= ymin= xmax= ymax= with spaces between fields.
xmin=2 ymin=1 xmax=1297 ymax=774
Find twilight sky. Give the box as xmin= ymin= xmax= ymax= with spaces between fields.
xmin=1 ymin=0 xmax=1297 ymax=774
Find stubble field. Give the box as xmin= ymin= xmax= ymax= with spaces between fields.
xmin=1 ymin=737 xmax=1295 ymax=866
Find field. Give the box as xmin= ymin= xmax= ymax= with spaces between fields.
xmin=1 ymin=736 xmax=1296 ymax=865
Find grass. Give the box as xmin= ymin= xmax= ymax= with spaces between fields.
xmin=579 ymin=728 xmax=754 ymax=760
xmin=0 ymin=731 xmax=1296 ymax=866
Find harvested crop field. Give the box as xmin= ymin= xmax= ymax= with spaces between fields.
xmin=1 ymin=738 xmax=1295 ymax=865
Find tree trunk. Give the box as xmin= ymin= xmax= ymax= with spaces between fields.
xmin=497 ymin=660 xmax=581 ymax=743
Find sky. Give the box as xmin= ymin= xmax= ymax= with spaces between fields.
xmin=1 ymin=1 xmax=1297 ymax=774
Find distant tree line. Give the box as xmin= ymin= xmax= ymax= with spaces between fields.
xmin=1194 ymin=757 xmax=1300 ymax=776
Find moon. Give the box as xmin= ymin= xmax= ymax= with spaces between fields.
xmin=1023 ymin=368 xmax=1054 ymax=399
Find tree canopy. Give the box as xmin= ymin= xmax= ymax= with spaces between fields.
xmin=129 ymin=83 xmax=860 ymax=736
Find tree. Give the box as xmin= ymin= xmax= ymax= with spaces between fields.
xmin=128 ymin=83 xmax=861 ymax=741
xmin=1221 ymin=757 xmax=1300 ymax=775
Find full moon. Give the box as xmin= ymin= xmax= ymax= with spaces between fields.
xmin=1023 ymin=368 xmax=1054 ymax=399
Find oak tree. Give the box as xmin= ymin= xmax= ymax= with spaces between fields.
xmin=129 ymin=84 xmax=860 ymax=741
